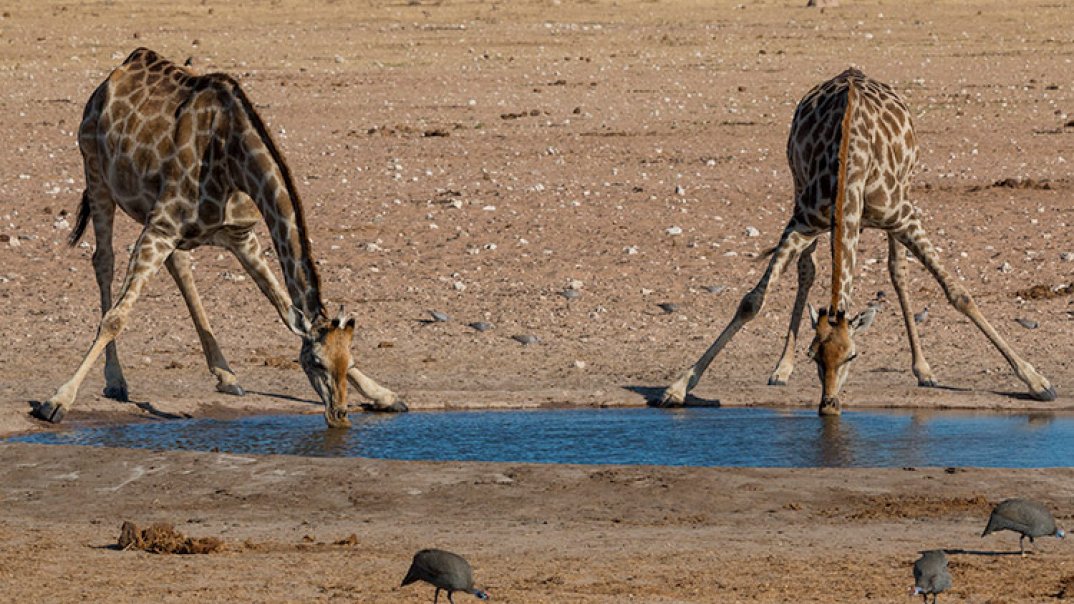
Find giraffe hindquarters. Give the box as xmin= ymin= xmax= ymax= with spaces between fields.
xmin=885 ymin=234 xmax=937 ymax=387
xmin=894 ymin=223 xmax=1055 ymax=402
xmin=768 ymin=239 xmax=819 ymax=386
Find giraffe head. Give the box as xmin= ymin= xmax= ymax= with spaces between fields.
xmin=288 ymin=306 xmax=356 ymax=428
xmin=807 ymin=304 xmax=877 ymax=416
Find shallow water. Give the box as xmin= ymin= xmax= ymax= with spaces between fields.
xmin=8 ymin=407 xmax=1073 ymax=468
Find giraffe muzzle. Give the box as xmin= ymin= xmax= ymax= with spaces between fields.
xmin=818 ymin=396 xmax=842 ymax=416
xmin=324 ymin=406 xmax=352 ymax=429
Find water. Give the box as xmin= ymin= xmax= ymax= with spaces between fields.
xmin=7 ymin=407 xmax=1073 ymax=468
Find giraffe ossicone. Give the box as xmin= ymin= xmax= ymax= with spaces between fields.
xmin=36 ymin=48 xmax=407 ymax=428
xmin=660 ymin=68 xmax=1055 ymax=414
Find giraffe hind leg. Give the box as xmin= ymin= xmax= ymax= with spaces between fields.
xmin=895 ymin=222 xmax=1055 ymax=401
xmin=768 ymin=238 xmax=818 ymax=386
xmin=886 ymin=234 xmax=937 ymax=387
xmin=659 ymin=227 xmax=819 ymax=406
xmin=82 ymin=186 xmax=131 ymax=402
xmin=165 ymin=250 xmax=244 ymax=396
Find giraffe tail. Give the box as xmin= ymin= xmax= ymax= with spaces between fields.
xmin=67 ymin=190 xmax=92 ymax=247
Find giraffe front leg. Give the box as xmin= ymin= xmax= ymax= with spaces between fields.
xmin=37 ymin=229 xmax=177 ymax=423
xmin=165 ymin=250 xmax=244 ymax=396
xmin=887 ymin=234 xmax=937 ymax=387
xmin=897 ymin=224 xmax=1055 ymax=401
xmin=659 ymin=227 xmax=818 ymax=406
xmin=348 ymin=367 xmax=408 ymax=412
xmin=769 ymin=239 xmax=818 ymax=386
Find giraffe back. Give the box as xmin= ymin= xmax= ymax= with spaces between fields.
xmin=786 ymin=68 xmax=918 ymax=233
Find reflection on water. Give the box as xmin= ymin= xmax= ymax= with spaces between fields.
xmin=8 ymin=407 xmax=1074 ymax=468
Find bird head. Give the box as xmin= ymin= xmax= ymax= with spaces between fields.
xmin=1058 ymin=528 xmax=1067 ymax=539
xmin=909 ymin=586 xmax=924 ymax=597
xmin=473 ymin=588 xmax=491 ymax=600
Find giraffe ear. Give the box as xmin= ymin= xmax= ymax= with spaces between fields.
xmin=286 ymin=306 xmax=312 ymax=337
xmin=850 ymin=306 xmax=877 ymax=333
xmin=808 ymin=303 xmax=820 ymax=329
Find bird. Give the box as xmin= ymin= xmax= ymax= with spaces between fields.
xmin=981 ymin=498 xmax=1065 ymax=555
xmin=1014 ymin=318 xmax=1039 ymax=330
xmin=468 ymin=321 xmax=493 ymax=332
xmin=511 ymin=334 xmax=539 ymax=345
xmin=560 ymin=288 xmax=581 ymax=301
xmin=911 ymin=550 xmax=952 ymax=603
xmin=401 ymin=549 xmax=490 ymax=603
xmin=428 ymin=310 xmax=451 ymax=323
xmin=914 ymin=305 xmax=929 ymax=325
xmin=657 ymin=302 xmax=680 ymax=314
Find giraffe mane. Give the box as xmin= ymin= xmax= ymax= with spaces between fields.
xmin=830 ymin=77 xmax=857 ymax=314
xmin=227 ymin=79 xmax=325 ymax=319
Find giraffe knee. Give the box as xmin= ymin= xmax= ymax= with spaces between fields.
xmin=948 ymin=291 xmax=975 ymax=313
xmin=737 ymin=293 xmax=763 ymax=321
xmin=100 ymin=312 xmax=126 ymax=338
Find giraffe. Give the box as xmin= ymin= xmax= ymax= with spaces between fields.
xmin=659 ymin=68 xmax=1056 ymax=415
xmin=35 ymin=48 xmax=408 ymax=429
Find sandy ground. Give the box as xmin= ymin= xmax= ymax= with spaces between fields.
xmin=2 ymin=0 xmax=1074 ymax=600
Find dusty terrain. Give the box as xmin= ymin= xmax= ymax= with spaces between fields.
xmin=2 ymin=0 xmax=1074 ymax=600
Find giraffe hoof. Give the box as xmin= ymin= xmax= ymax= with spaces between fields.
xmin=216 ymin=383 xmax=246 ymax=397
xmin=767 ymin=377 xmax=788 ymax=387
xmin=818 ymin=401 xmax=842 ymax=416
xmin=1032 ymin=386 xmax=1057 ymax=402
xmin=917 ymin=378 xmax=938 ymax=388
xmin=361 ymin=400 xmax=409 ymax=413
xmin=103 ymin=384 xmax=129 ymax=402
xmin=33 ymin=400 xmax=67 ymax=424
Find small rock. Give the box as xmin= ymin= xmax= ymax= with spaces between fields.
xmin=573 ymin=360 xmax=587 ymax=370
xmin=674 ymin=185 xmax=686 ymax=196
xmin=1014 ymin=318 xmax=1039 ymax=330
xmin=468 ymin=321 xmax=493 ymax=332
xmin=453 ymin=281 xmax=466 ymax=291
xmin=511 ymin=334 xmax=539 ymax=345
xmin=999 ymin=261 xmax=1013 ymax=274
xmin=567 ymin=279 xmax=584 ymax=290
xmin=624 ymin=245 xmax=639 ymax=255
xmin=745 ymin=226 xmax=760 ymax=237
xmin=428 ymin=310 xmax=451 ymax=322
xmin=666 ymin=226 xmax=683 ymax=236
xmin=1061 ymin=252 xmax=1074 ymax=262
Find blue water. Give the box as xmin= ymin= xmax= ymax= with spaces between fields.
xmin=7 ymin=407 xmax=1073 ymax=468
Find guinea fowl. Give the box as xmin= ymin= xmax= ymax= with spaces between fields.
xmin=911 ymin=550 xmax=952 ymax=603
xmin=981 ymin=498 xmax=1065 ymax=555
xmin=401 ymin=549 xmax=490 ymax=603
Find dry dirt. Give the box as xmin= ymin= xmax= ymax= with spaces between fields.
xmin=2 ymin=0 xmax=1074 ymax=601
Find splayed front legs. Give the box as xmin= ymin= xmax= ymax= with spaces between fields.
xmin=37 ymin=228 xmax=177 ymax=422
xmin=660 ymin=227 xmax=818 ymax=406
xmin=896 ymin=221 xmax=1055 ymax=401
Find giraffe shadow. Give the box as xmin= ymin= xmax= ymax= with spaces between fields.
xmin=243 ymin=390 xmax=320 ymax=406
xmin=622 ymin=385 xmax=721 ymax=408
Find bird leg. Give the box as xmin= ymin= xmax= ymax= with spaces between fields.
xmin=1020 ymin=535 xmax=1026 ymax=557
xmin=433 ymin=587 xmax=440 ymax=604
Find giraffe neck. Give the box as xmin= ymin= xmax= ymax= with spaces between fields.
xmin=230 ymin=85 xmax=325 ymax=321
xmin=830 ymin=80 xmax=857 ymax=314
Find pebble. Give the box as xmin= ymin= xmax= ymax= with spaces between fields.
xmin=665 ymin=226 xmax=683 ymax=236
xmin=511 ymin=334 xmax=539 ymax=345
xmin=1061 ymin=252 xmax=1074 ymax=262
xmin=468 ymin=321 xmax=493 ymax=332
xmin=745 ymin=226 xmax=760 ymax=237
xmin=429 ymin=310 xmax=451 ymax=322
xmin=1014 ymin=318 xmax=1039 ymax=330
